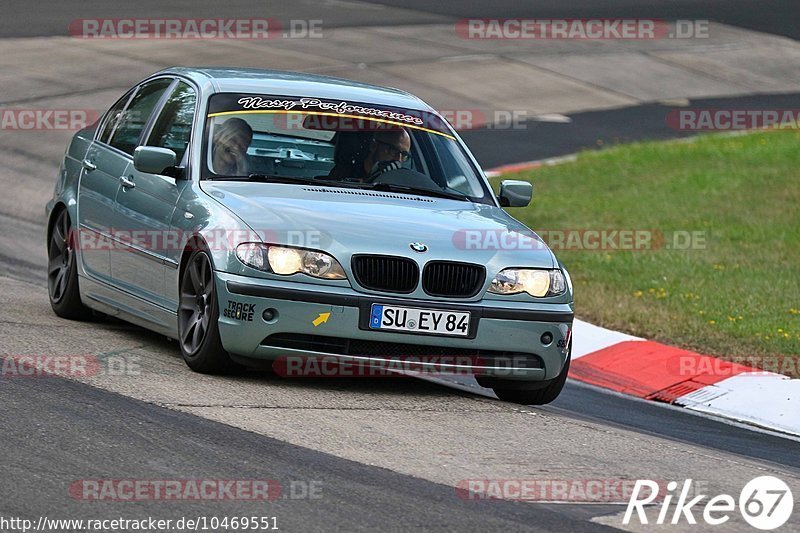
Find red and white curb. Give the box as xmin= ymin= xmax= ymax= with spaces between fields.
xmin=571 ymin=320 xmax=800 ymax=437
xmin=485 ymin=155 xmax=798 ymax=437
xmin=484 ymin=155 xmax=577 ymax=179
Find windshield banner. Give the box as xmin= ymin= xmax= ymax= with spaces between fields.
xmin=207 ymin=93 xmax=453 ymax=137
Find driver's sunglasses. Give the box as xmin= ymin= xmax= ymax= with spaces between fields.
xmin=375 ymin=139 xmax=411 ymax=162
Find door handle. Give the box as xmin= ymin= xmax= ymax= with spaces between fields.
xmin=82 ymin=159 xmax=97 ymax=172
xmin=119 ymin=175 xmax=136 ymax=189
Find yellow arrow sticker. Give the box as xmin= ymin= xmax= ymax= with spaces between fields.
xmin=312 ymin=312 xmax=331 ymax=327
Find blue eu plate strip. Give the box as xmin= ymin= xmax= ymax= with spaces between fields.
xmin=370 ymin=305 xmax=384 ymax=329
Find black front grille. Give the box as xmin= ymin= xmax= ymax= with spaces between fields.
xmin=422 ymin=261 xmax=486 ymax=297
xmin=262 ymin=333 xmax=542 ymax=368
xmin=352 ymin=255 xmax=419 ymax=293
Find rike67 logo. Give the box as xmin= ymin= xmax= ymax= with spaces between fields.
xmin=624 ymin=476 xmax=793 ymax=530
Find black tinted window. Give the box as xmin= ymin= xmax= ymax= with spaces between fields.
xmin=146 ymin=81 xmax=196 ymax=163
xmin=108 ymin=78 xmax=172 ymax=155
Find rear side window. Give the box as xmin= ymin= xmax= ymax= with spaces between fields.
xmin=108 ymin=78 xmax=173 ymax=155
xmin=146 ymin=81 xmax=197 ymax=164
xmin=97 ymin=90 xmax=134 ymax=144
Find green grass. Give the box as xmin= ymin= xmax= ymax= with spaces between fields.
xmin=497 ymin=130 xmax=800 ymax=375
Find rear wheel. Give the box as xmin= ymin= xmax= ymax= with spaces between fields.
xmin=491 ymin=351 xmax=571 ymax=406
xmin=178 ymin=248 xmax=236 ymax=374
xmin=47 ymin=209 xmax=92 ymax=320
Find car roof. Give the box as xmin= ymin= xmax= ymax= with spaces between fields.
xmin=156 ymin=67 xmax=434 ymax=112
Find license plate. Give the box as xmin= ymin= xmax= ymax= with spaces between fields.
xmin=369 ymin=304 xmax=470 ymax=337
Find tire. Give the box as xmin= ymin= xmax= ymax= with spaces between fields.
xmin=491 ymin=351 xmax=571 ymax=406
xmin=177 ymin=248 xmax=236 ymax=374
xmin=47 ymin=209 xmax=92 ymax=320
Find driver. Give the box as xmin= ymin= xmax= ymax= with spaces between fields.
xmin=329 ymin=128 xmax=411 ymax=181
xmin=211 ymin=117 xmax=253 ymax=175
xmin=362 ymin=128 xmax=411 ymax=180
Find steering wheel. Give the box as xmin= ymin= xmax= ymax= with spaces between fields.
xmin=363 ymin=160 xmax=404 ymax=183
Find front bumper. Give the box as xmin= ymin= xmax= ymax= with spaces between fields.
xmin=215 ymin=272 xmax=573 ymax=381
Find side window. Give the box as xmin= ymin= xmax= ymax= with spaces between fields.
xmin=146 ymin=81 xmax=196 ymax=164
xmin=97 ymin=90 xmax=134 ymax=144
xmin=108 ymin=78 xmax=173 ymax=155
xmin=429 ymin=133 xmax=484 ymax=197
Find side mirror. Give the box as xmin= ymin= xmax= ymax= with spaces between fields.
xmin=498 ymin=180 xmax=533 ymax=207
xmin=134 ymin=146 xmax=177 ymax=175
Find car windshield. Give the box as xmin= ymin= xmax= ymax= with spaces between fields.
xmin=202 ymin=93 xmax=493 ymax=204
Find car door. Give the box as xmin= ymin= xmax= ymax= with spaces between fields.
xmin=77 ymin=90 xmax=133 ymax=283
xmin=90 ymin=77 xmax=174 ymax=300
xmin=111 ymin=79 xmax=197 ymax=309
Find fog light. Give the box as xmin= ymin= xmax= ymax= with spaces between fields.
xmin=541 ymin=332 xmax=553 ymax=345
xmin=262 ymin=308 xmax=278 ymax=322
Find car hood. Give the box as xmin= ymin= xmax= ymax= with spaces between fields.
xmin=201 ymin=182 xmax=555 ymax=269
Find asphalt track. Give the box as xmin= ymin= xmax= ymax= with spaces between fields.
xmin=365 ymin=0 xmax=800 ymax=40
xmin=3 ymin=0 xmax=799 ymax=40
xmin=462 ymin=91 xmax=800 ymax=168
xmin=1 ymin=1 xmax=799 ymax=531
xmin=0 ymin=373 xmax=609 ymax=532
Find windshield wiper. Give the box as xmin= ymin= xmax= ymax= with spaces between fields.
xmin=205 ymin=175 xmax=470 ymax=201
xmin=243 ymin=175 xmax=382 ymax=189
xmin=206 ymin=174 xmax=327 ymax=185
xmin=365 ymin=182 xmax=470 ymax=202
xmin=246 ymin=174 xmax=319 ymax=185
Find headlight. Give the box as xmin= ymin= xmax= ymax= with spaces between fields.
xmin=562 ymin=266 xmax=573 ymax=295
xmin=236 ymin=243 xmax=346 ymax=280
xmin=488 ymin=268 xmax=567 ymax=297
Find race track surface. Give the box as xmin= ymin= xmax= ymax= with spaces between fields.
xmin=1 ymin=2 xmax=798 ymax=530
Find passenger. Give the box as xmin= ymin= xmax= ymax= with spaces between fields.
xmin=211 ymin=118 xmax=253 ymax=175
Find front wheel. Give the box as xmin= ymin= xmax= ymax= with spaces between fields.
xmin=47 ymin=209 xmax=92 ymax=320
xmin=178 ymin=249 xmax=236 ymax=374
xmin=491 ymin=352 xmax=571 ymax=405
